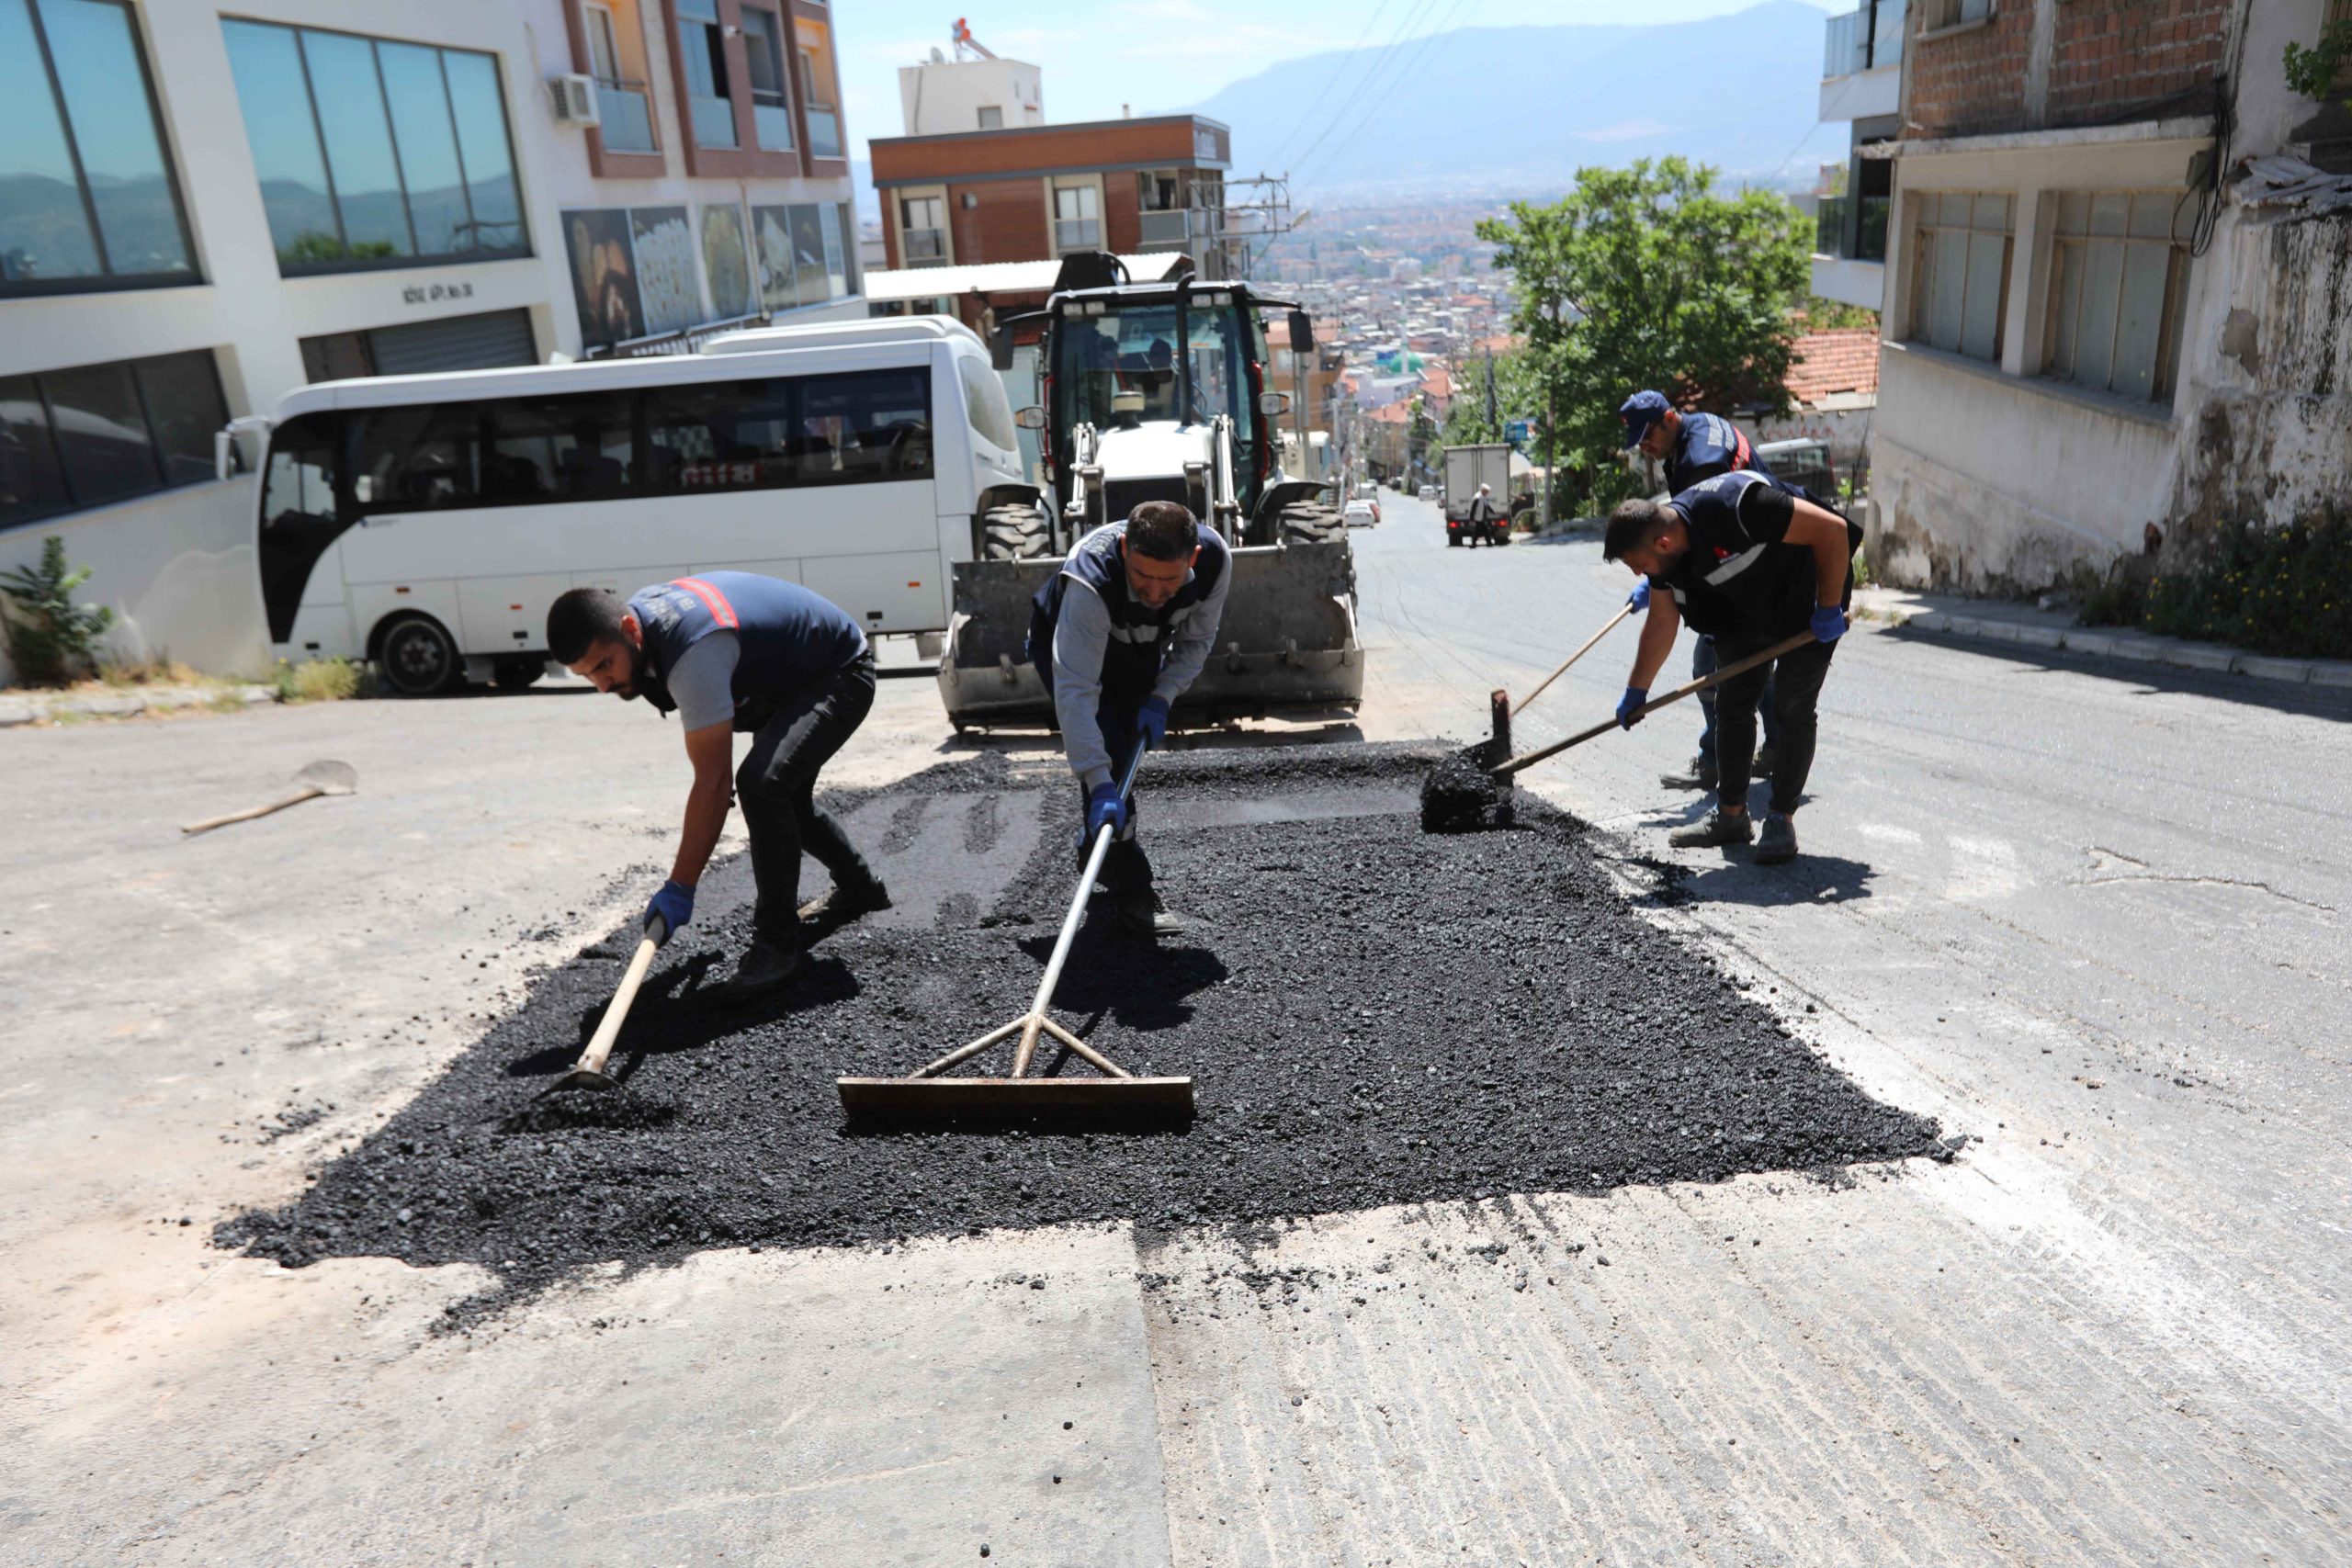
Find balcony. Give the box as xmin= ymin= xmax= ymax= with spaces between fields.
xmin=689 ymin=92 xmax=737 ymax=148
xmin=806 ymin=105 xmax=842 ymax=159
xmin=902 ymin=227 xmax=947 ymax=266
xmin=1054 ymin=218 xmax=1101 ymax=252
xmin=752 ymin=91 xmax=794 ymax=152
xmin=1820 ymin=0 xmax=1903 ymax=121
xmin=594 ymin=78 xmax=655 ymax=152
xmin=1138 ymin=209 xmax=1195 ymax=246
xmin=1811 ymin=193 xmax=1889 ymax=311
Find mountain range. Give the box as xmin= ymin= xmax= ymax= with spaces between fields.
xmin=1184 ymin=1 xmax=1848 ymax=197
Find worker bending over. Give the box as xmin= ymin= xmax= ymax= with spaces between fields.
xmin=1030 ymin=500 xmax=1231 ymax=935
xmin=547 ymin=572 xmax=888 ymax=999
xmin=1603 ymin=471 xmax=1862 ymax=865
xmin=1619 ymin=389 xmax=1777 ymax=793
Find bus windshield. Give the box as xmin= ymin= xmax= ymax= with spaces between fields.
xmin=1053 ymin=300 xmax=1245 ymax=431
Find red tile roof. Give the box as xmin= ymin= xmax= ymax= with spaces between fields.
xmin=1785 ymin=329 xmax=1880 ymax=405
xmin=1363 ymin=402 xmax=1411 ymax=424
xmin=1419 ymin=367 xmax=1453 ymax=400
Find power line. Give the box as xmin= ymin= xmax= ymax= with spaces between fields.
xmin=1291 ymin=0 xmax=1484 ymax=195
xmin=1263 ymin=0 xmax=1396 ymax=172
xmin=1280 ymin=0 xmax=1450 ymax=188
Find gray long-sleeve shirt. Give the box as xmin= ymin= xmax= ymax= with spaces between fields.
xmin=1050 ymin=563 xmax=1232 ymax=792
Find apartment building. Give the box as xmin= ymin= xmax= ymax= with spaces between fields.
xmin=1811 ymin=0 xmax=1904 ymax=311
xmin=0 ymin=0 xmax=860 ymax=682
xmin=1868 ymin=0 xmax=2352 ymax=591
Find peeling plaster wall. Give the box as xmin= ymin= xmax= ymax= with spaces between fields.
xmin=2164 ymin=215 xmax=2352 ymax=541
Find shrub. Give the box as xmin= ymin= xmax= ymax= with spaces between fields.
xmin=2142 ymin=513 xmax=2352 ymax=660
xmin=277 ymin=657 xmax=368 ymax=703
xmin=0 ymin=536 xmax=114 ymax=686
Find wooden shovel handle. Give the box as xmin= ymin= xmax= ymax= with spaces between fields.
xmin=573 ymin=919 xmax=666 ymax=1077
xmin=1512 ymin=602 xmax=1633 ymax=717
xmin=1494 ymin=627 xmax=1820 ymax=779
xmin=181 ymin=785 xmax=324 ymax=836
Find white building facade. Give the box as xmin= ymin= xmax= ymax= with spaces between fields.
xmin=1 ymin=0 xmax=861 ymax=684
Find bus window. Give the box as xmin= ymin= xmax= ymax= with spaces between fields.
xmin=957 ymin=355 xmax=1017 ymax=453
xmin=490 ymin=389 xmax=633 ymax=500
xmin=643 ymin=378 xmax=797 ymax=493
xmin=353 ymin=403 xmax=484 ymax=511
xmin=795 ymin=368 xmax=931 ymax=484
xmin=256 ymin=412 xmax=345 ymax=640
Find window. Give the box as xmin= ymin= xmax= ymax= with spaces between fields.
xmin=1928 ymin=0 xmax=1991 ymax=27
xmin=352 ymin=403 xmax=483 ymax=511
xmin=1053 ymin=183 xmax=1101 ymax=253
xmin=0 ymin=351 xmax=229 ymax=529
xmin=644 ymin=370 xmax=931 ymax=491
xmin=959 ymin=356 xmax=1017 ymax=452
xmin=796 ymin=370 xmax=932 ymax=484
xmin=741 ymin=7 xmax=793 ymax=152
xmin=899 ymin=196 xmax=946 ymax=265
xmin=487 ymin=389 xmax=635 ymax=500
xmin=0 ymin=0 xmax=195 ymax=295
xmin=2045 ymin=192 xmax=2194 ymax=402
xmin=1908 ymin=191 xmax=2012 ymax=363
xmin=978 ymin=105 xmax=1002 ymax=130
xmin=799 ymin=46 xmax=842 ymax=157
xmin=220 ymin=20 xmax=527 ymax=273
xmin=674 ymin=0 xmax=736 ymax=149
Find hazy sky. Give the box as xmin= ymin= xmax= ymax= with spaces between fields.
xmin=835 ymin=0 xmax=1840 ymax=164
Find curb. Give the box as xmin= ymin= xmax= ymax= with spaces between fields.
xmin=0 ymin=684 xmax=275 ymax=728
xmin=1852 ymin=602 xmax=2352 ymax=691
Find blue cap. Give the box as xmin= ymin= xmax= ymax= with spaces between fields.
xmin=1619 ymin=389 xmax=1669 ymax=448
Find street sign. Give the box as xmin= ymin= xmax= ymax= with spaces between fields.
xmin=1505 ymin=420 xmax=1531 ymax=445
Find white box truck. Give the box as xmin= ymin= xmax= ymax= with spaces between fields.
xmin=1442 ymin=444 xmax=1512 ymax=547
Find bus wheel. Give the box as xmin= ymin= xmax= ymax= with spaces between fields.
xmin=493 ymin=657 xmax=544 ymax=692
xmin=377 ymin=615 xmax=462 ymax=697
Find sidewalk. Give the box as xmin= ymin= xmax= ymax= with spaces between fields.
xmin=0 ymin=681 xmax=276 ymax=727
xmin=1851 ymin=586 xmax=2352 ymax=690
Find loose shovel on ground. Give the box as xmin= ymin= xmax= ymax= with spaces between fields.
xmin=541 ymin=911 xmax=668 ymax=1097
xmin=182 ymin=759 xmax=357 ymax=836
xmin=1486 ymin=627 xmax=1819 ymax=783
xmin=837 ymin=741 xmax=1194 ymax=1128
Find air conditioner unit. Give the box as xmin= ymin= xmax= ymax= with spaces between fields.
xmin=549 ymin=73 xmax=600 ymax=126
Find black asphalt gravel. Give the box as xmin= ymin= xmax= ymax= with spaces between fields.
xmin=1419 ymin=749 xmax=1512 ymax=832
xmin=221 ymin=743 xmax=1946 ymax=1320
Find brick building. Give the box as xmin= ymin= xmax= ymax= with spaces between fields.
xmin=1861 ymin=0 xmax=2352 ymax=592
xmin=869 ymin=115 xmax=1239 ymax=280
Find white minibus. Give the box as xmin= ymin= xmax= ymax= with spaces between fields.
xmin=225 ymin=315 xmax=1031 ymax=694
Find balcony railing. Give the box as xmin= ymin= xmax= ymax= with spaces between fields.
xmin=594 ymin=77 xmax=655 ymax=152
xmin=1823 ymin=0 xmax=1904 ymax=76
xmin=1138 ymin=209 xmax=1192 ymax=245
xmin=902 ymin=227 xmax=947 ymax=265
xmin=752 ymin=91 xmax=794 ymax=152
xmin=689 ymin=92 xmax=737 ymax=148
xmin=584 ymin=310 xmax=773 ymax=360
xmin=1815 ymin=193 xmax=1892 ymax=262
xmin=806 ymin=105 xmax=842 ymax=159
xmin=1055 ymin=218 xmax=1101 ymax=252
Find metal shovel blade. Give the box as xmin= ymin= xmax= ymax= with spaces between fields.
xmin=294 ymin=758 xmax=359 ymax=795
xmin=541 ymin=1066 xmax=623 ymax=1097
xmin=836 ymin=1074 xmax=1195 ymax=1128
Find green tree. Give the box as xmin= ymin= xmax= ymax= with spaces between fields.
xmin=1476 ymin=157 xmax=1810 ymax=515
xmin=1 ymin=536 xmax=114 ymax=686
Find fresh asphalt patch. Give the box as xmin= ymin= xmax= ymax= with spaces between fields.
xmin=220 ymin=744 xmax=1947 ymax=1323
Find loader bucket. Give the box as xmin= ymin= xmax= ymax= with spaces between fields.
xmin=936 ymin=540 xmax=1365 ymax=726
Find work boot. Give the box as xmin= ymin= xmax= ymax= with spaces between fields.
xmin=1754 ymin=812 xmax=1799 ymax=864
xmin=1668 ymin=809 xmax=1755 ymax=850
xmin=1113 ymin=885 xmax=1185 ymax=937
xmin=716 ymin=934 xmax=798 ymax=1003
xmin=1660 ymin=753 xmax=1716 ymax=791
xmin=797 ymin=878 xmax=892 ymax=924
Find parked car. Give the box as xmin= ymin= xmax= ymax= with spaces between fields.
xmin=1417 ymin=482 xmax=1439 ymax=502
xmin=1342 ymin=499 xmax=1378 ymax=528
xmin=1755 ymin=437 xmax=1838 ymax=502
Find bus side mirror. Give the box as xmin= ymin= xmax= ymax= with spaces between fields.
xmin=1257 ymin=391 xmax=1291 ymax=416
xmin=1014 ymin=406 xmax=1047 ymax=431
xmin=215 ymin=430 xmax=236 ymax=483
xmin=990 ymin=326 xmax=1016 ymax=371
xmin=1287 ymin=310 xmax=1314 ymax=353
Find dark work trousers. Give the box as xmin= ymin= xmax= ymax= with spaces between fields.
xmin=1073 ymin=704 xmax=1153 ymax=898
xmin=735 ymin=652 xmax=880 ymax=945
xmin=1710 ymin=634 xmax=1837 ymax=817
xmin=1693 ymin=634 xmax=1779 ymax=761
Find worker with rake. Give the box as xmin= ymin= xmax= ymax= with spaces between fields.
xmin=547 ymin=573 xmax=889 ymax=1001
xmin=1603 ymin=471 xmax=1863 ymax=865
xmin=1030 ymin=500 xmax=1230 ymax=935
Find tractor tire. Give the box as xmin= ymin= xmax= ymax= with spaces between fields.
xmin=981 ymin=504 xmax=1052 ymax=561
xmin=1277 ymin=501 xmax=1346 ymax=547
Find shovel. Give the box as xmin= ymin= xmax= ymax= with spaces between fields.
xmin=1487 ymin=628 xmax=1818 ymax=781
xmin=1510 ymin=601 xmax=1634 ymax=718
xmin=837 ymin=741 xmax=1194 ymax=1128
xmin=182 ymin=759 xmax=357 ymax=836
xmin=541 ymin=911 xmax=669 ymax=1097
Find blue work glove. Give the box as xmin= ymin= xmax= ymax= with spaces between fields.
xmin=645 ymin=879 xmax=694 ymax=945
xmin=1616 ymin=686 xmax=1649 ymax=729
xmin=1083 ymin=782 xmax=1128 ymax=841
xmin=1627 ymin=578 xmax=1652 ymax=612
xmin=1136 ymin=694 xmax=1171 ymax=750
xmin=1811 ymin=604 xmax=1849 ymax=643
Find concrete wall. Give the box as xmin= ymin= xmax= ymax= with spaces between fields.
xmin=1811 ymin=254 xmax=1887 ymax=310
xmin=897 ymin=59 xmax=1044 ymax=137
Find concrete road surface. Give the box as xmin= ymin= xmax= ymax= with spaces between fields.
xmin=5 ymin=494 xmax=2347 ymax=1564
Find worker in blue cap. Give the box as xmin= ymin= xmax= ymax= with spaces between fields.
xmin=1619 ymin=390 xmax=1777 ymax=795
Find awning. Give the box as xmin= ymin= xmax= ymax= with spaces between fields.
xmin=860 ymin=254 xmax=1190 ymax=306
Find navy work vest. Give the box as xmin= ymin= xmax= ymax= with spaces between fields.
xmin=1028 ymin=520 xmax=1228 ymax=707
xmin=1667 ymin=411 xmax=1754 ymax=493
xmin=1654 ymin=470 xmax=1860 ymax=638
xmin=628 ymin=570 xmax=868 ymax=728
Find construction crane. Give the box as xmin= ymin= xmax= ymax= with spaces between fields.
xmin=951 ymin=17 xmax=996 ymax=61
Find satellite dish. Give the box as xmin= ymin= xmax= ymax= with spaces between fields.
xmin=929 ymin=46 xmax=945 ymax=62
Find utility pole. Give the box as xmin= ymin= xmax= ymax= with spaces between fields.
xmin=1543 ymin=374 xmax=1556 ymax=527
